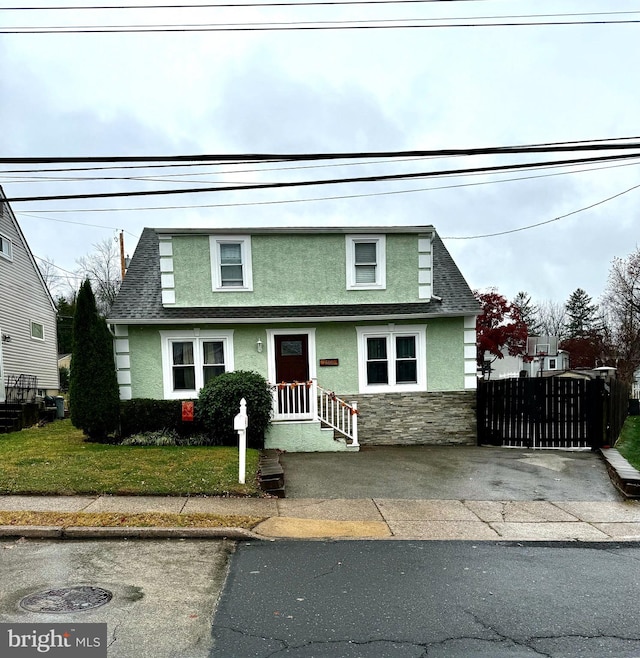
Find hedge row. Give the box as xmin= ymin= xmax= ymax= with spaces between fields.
xmin=119 ymin=398 xmax=205 ymax=439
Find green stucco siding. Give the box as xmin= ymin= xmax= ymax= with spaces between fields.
xmin=171 ymin=233 xmax=421 ymax=307
xmin=124 ymin=317 xmax=464 ymax=401
xmin=426 ymin=317 xmax=465 ymax=391
xmin=128 ymin=326 xmax=163 ymax=399
xmin=314 ymin=323 xmax=359 ymax=394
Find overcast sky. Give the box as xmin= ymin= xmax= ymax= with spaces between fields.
xmin=2 ymin=0 xmax=640 ymax=309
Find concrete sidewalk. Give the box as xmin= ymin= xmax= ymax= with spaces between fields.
xmin=3 ymin=494 xmax=640 ymax=541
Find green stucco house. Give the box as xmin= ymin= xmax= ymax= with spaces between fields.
xmin=107 ymin=226 xmax=480 ymax=451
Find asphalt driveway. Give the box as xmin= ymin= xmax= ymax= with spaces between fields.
xmin=280 ymin=445 xmax=622 ymax=501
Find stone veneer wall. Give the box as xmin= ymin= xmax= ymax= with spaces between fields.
xmin=348 ymin=391 xmax=477 ymax=446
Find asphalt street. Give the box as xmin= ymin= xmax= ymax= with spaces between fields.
xmin=211 ymin=540 xmax=640 ymax=657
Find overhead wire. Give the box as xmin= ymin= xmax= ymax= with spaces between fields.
xmin=13 ymin=158 xmax=640 ymax=214
xmin=4 ymin=17 xmax=640 ymax=33
xmin=19 ymin=211 xmax=139 ymax=236
xmin=442 ymin=182 xmax=640 ymax=240
xmin=5 ymin=152 xmax=640 ymax=202
xmin=4 ymin=135 xmax=640 ymax=174
xmin=4 ymin=138 xmax=640 ymax=165
xmin=0 ymin=0 xmax=502 ymax=10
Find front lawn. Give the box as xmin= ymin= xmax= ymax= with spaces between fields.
xmin=614 ymin=415 xmax=640 ymax=471
xmin=0 ymin=420 xmax=261 ymax=497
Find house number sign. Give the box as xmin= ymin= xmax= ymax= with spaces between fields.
xmin=319 ymin=359 xmax=339 ymax=367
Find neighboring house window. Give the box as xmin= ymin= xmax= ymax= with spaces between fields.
xmin=161 ymin=330 xmax=234 ymax=399
xmin=346 ymin=235 xmax=386 ymax=290
xmin=210 ymin=236 xmax=253 ymax=291
xmin=356 ymin=325 xmax=426 ymax=393
xmin=0 ymin=233 xmax=12 ymax=261
xmin=30 ymin=321 xmax=44 ymax=341
xmin=548 ymin=358 xmax=556 ymax=370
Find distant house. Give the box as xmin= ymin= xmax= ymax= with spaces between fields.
xmin=0 ymin=186 xmax=59 ymax=405
xmin=485 ymin=336 xmax=570 ymax=380
xmin=523 ymin=336 xmax=570 ymax=377
xmin=107 ymin=226 xmax=481 ymax=451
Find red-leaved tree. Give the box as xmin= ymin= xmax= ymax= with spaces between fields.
xmin=476 ymin=289 xmax=529 ymax=378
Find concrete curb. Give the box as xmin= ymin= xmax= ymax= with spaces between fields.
xmin=0 ymin=525 xmax=265 ymax=540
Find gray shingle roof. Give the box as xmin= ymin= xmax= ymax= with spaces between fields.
xmin=108 ymin=228 xmax=479 ymax=323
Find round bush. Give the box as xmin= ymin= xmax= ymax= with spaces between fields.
xmin=196 ymin=371 xmax=272 ymax=448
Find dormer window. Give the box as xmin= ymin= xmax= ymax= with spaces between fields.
xmin=210 ymin=236 xmax=253 ymax=291
xmin=346 ymin=235 xmax=386 ymax=290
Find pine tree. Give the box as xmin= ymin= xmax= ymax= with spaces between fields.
xmin=69 ymin=279 xmax=120 ymax=440
xmin=56 ymin=295 xmax=76 ymax=354
xmin=564 ymin=288 xmax=602 ymax=339
xmin=511 ymin=291 xmax=542 ymax=336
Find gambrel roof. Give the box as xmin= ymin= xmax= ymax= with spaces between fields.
xmin=108 ymin=226 xmax=480 ymax=324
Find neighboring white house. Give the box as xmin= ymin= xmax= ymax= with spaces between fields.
xmin=0 ymin=186 xmax=59 ymax=403
xmin=483 ymin=336 xmax=570 ymax=380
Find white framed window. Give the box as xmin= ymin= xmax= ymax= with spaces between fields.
xmin=160 ymin=330 xmax=234 ymax=399
xmin=210 ymin=236 xmax=253 ymax=291
xmin=0 ymin=233 xmax=12 ymax=261
xmin=356 ymin=325 xmax=426 ymax=393
xmin=346 ymin=235 xmax=386 ymax=290
xmin=30 ymin=321 xmax=44 ymax=341
xmin=548 ymin=358 xmax=556 ymax=370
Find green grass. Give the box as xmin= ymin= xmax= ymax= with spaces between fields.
xmin=614 ymin=415 xmax=640 ymax=470
xmin=0 ymin=420 xmax=261 ymax=496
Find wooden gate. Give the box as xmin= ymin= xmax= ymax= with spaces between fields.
xmin=477 ymin=377 xmax=628 ymax=449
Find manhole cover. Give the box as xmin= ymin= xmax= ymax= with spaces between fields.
xmin=20 ymin=586 xmax=113 ymax=613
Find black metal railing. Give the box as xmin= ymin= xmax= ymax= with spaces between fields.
xmin=4 ymin=374 xmax=38 ymax=404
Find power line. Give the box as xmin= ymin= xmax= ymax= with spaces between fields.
xmin=5 ymin=152 xmax=640 ymax=203
xmin=442 ymin=182 xmax=640 ymax=240
xmin=13 ymin=159 xmax=640 ymax=214
xmin=4 ymin=139 xmax=640 ymax=165
xmin=19 ymin=211 xmax=139 ymax=237
xmin=0 ymin=0 xmax=497 ymax=10
xmin=4 ymin=18 xmax=640 ymax=33
xmin=3 ymin=136 xmax=639 ymax=170
xmin=33 ymin=254 xmax=83 ymax=278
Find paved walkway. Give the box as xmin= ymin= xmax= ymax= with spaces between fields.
xmin=3 ymin=495 xmax=640 ymax=541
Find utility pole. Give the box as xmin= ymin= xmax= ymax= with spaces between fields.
xmin=119 ymin=231 xmax=126 ymax=280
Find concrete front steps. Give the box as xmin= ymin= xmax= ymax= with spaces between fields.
xmin=266 ymin=419 xmax=359 ymax=453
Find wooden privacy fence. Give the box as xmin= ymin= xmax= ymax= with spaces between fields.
xmin=477 ymin=377 xmax=629 ymax=449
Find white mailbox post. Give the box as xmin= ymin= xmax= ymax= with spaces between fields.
xmin=234 ymin=398 xmax=248 ymax=484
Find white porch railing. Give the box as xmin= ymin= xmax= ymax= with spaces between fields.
xmin=271 ymin=379 xmax=359 ymax=447
xmin=317 ymin=384 xmax=359 ymax=447
xmin=272 ymin=379 xmax=317 ymax=421
xmin=632 ymin=383 xmax=640 ymax=400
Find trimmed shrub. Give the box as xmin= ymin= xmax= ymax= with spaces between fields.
xmin=196 ymin=370 xmax=272 ymax=449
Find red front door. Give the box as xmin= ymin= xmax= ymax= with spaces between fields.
xmin=274 ymin=334 xmax=310 ymax=415
xmin=275 ymin=334 xmax=309 ymax=383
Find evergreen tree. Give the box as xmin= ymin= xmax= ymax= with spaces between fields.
xmin=56 ymin=295 xmax=76 ymax=354
xmin=564 ymin=288 xmax=602 ymax=339
xmin=69 ymin=279 xmax=120 ymax=440
xmin=511 ymin=291 xmax=542 ymax=336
